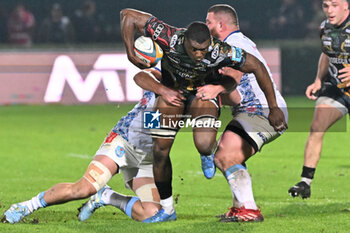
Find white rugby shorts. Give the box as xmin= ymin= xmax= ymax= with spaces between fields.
xmin=95 ymin=131 xmax=153 ymax=189
xmin=316 ymin=96 xmax=348 ymax=116
xmin=227 ymin=112 xmax=286 ymax=152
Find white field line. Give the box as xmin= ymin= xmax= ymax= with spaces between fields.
xmin=66 ymin=153 xmax=91 ymax=159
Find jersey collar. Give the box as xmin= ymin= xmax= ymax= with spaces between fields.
xmin=223 ymin=30 xmax=241 ymax=42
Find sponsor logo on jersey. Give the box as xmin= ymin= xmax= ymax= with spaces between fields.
xmin=153 ymin=24 xmax=164 ymax=40
xmin=115 ymin=146 xmax=125 ymax=158
xmin=329 ymin=57 xmax=350 ymax=64
xmin=167 ymin=54 xmax=181 ymax=64
xmin=143 ymin=110 xmax=161 ymax=129
xmin=230 ymin=47 xmax=242 ymax=63
xmin=323 ymin=29 xmax=331 ymax=34
xmin=175 ymin=70 xmax=193 ymax=78
xmin=323 ymin=40 xmax=332 ymax=46
xmin=170 ymin=35 xmax=178 ymax=48
xmin=211 ymin=45 xmax=220 ymax=59
xmin=344 ymin=39 xmax=350 ymax=47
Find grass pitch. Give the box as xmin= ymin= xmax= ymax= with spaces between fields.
xmin=0 ymin=97 xmax=349 ymax=233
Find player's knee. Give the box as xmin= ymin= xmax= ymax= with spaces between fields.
xmin=135 ymin=183 xmax=160 ymax=204
xmin=195 ymin=138 xmax=216 ymax=155
xmin=135 ymin=183 xmax=161 ymax=219
xmin=143 ymin=204 xmax=161 ymax=219
xmin=83 ymin=160 xmax=112 ymax=192
xmin=153 ymin=141 xmax=171 ymax=158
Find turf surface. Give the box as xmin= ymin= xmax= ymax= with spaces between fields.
xmin=0 ymin=97 xmax=349 ymax=233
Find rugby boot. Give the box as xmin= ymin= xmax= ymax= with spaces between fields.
xmin=2 ymin=203 xmax=31 ymax=224
xmin=142 ymin=209 xmax=177 ymax=223
xmin=216 ymin=206 xmax=238 ymax=218
xmin=219 ymin=206 xmax=264 ymax=222
xmin=201 ymin=154 xmax=216 ymax=179
xmin=288 ymin=181 xmax=311 ymax=199
xmin=78 ymin=185 xmax=109 ymax=221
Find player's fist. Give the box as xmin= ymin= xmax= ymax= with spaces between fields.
xmin=305 ymin=80 xmax=322 ymax=100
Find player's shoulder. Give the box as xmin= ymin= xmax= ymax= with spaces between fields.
xmin=214 ymin=38 xmax=232 ymax=54
xmin=319 ymin=19 xmax=331 ymax=37
xmin=226 ymin=32 xmax=255 ymax=49
xmin=319 ymin=18 xmax=343 ymax=33
xmin=320 ymin=19 xmax=327 ymax=28
xmin=342 ymin=17 xmax=350 ymax=31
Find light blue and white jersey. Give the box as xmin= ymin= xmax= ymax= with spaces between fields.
xmin=224 ymin=31 xmax=288 ymax=121
xmin=112 ymin=91 xmax=156 ymax=154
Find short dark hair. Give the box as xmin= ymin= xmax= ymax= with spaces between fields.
xmin=208 ymin=4 xmax=239 ymax=26
xmin=184 ymin=21 xmax=211 ymax=43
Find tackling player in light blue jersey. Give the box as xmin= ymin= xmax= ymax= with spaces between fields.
xmin=202 ymin=4 xmax=288 ymax=222
xmin=2 ymin=69 xmax=163 ymax=224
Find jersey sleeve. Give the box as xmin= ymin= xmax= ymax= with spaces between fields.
xmin=144 ymin=16 xmax=179 ymax=52
xmin=216 ymin=41 xmax=246 ymax=69
xmin=228 ymin=45 xmax=247 ymax=69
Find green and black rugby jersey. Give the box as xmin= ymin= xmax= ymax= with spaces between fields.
xmin=320 ymin=13 xmax=350 ymax=92
xmin=144 ymin=16 xmax=246 ymax=94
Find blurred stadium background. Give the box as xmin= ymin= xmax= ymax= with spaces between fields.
xmin=0 ymin=0 xmax=322 ymax=105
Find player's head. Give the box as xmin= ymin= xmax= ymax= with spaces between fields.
xmin=184 ymin=21 xmax=211 ymax=62
xmin=322 ymin=0 xmax=349 ymax=26
xmin=206 ymin=4 xmax=239 ymax=40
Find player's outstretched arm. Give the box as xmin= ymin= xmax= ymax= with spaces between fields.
xmin=120 ymin=9 xmax=153 ymax=69
xmin=240 ymin=53 xmax=287 ymax=132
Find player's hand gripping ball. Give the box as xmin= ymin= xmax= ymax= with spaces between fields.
xmin=134 ymin=36 xmax=163 ymax=66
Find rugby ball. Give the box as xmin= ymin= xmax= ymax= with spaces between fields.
xmin=134 ymin=36 xmax=163 ymax=66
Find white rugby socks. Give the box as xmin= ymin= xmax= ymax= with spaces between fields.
xmin=225 ymin=164 xmax=258 ymax=210
xmin=21 ymin=192 xmax=48 ymax=213
xmin=160 ymin=196 xmax=174 ymax=214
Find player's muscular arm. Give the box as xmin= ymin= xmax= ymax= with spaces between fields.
xmin=133 ymin=69 xmax=162 ymax=92
xmin=240 ymin=53 xmax=287 ymax=131
xmin=120 ymin=9 xmax=153 ymax=68
xmin=306 ymin=53 xmax=329 ymax=100
xmin=240 ymin=53 xmax=277 ymax=108
xmin=315 ymin=53 xmax=329 ymax=82
xmin=134 ymin=69 xmax=185 ymax=107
